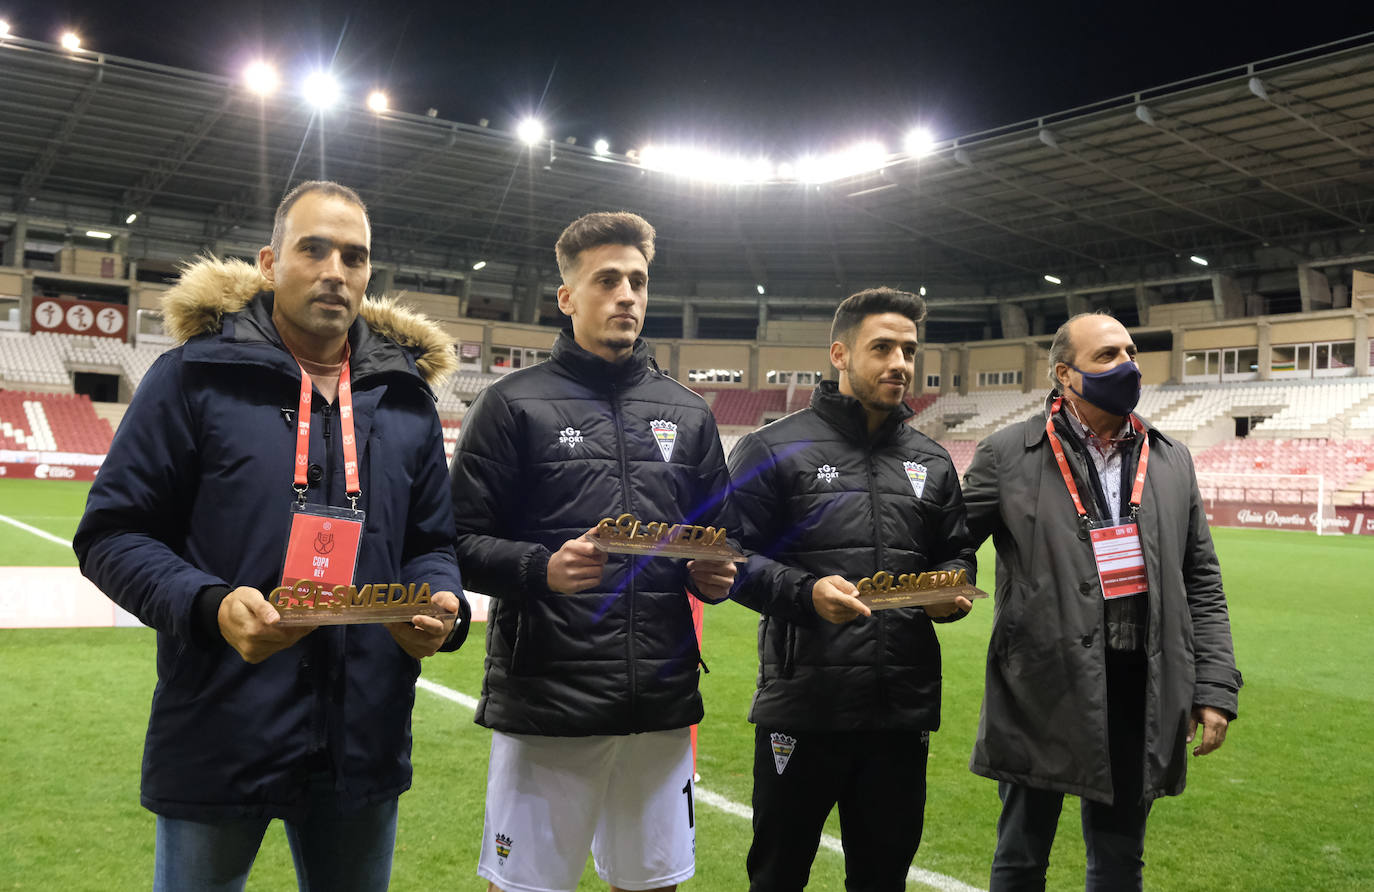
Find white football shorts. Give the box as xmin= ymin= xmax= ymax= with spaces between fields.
xmin=477 ymin=727 xmax=696 ymax=892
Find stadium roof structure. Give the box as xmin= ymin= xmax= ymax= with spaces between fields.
xmin=1 ymin=32 xmax=1373 ymax=340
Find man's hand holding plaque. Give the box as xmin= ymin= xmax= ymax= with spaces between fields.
xmin=588 ymin=512 xmax=746 ymax=563
xmin=811 ymin=575 xmax=873 ymax=624
xmin=219 ymin=585 xmax=317 ymax=664
xmin=548 ymin=527 xmax=610 ymax=594
xmin=687 ymin=558 xmax=737 ymax=602
xmin=386 ymin=589 xmax=463 ymax=658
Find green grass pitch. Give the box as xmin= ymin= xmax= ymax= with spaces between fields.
xmin=1 ymin=478 xmax=1371 ymax=889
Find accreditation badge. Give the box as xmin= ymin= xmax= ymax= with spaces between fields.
xmin=280 ymin=502 xmax=364 ymax=591
xmin=1087 ymin=520 xmax=1148 ymax=599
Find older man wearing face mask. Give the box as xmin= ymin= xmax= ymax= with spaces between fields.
xmin=961 ymin=311 xmax=1242 ymax=892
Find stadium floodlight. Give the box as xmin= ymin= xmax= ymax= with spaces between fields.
xmin=1043 ymin=274 xmax=1062 ymax=285
xmin=516 ymin=118 xmax=545 ymax=145
xmin=85 ymin=230 xmax=112 ymax=239
xmin=1190 ymin=254 xmax=1209 ymax=266
xmin=367 ymin=91 xmax=388 ymax=113
xmin=776 ymin=161 xmax=795 ymax=179
xmin=919 ymin=286 xmax=927 ymax=296
xmin=471 ymin=260 xmax=487 ymax=271
xmin=0 ymin=21 xmax=10 ymax=38
xmin=125 ymin=213 xmax=137 ymax=224
xmin=60 ymin=31 xmax=81 ymax=51
xmin=756 ymin=284 xmax=766 ymax=295
xmin=303 ymin=71 xmax=340 ymax=108
xmin=243 ymin=61 xmax=279 ymax=96
xmin=797 ymin=141 xmax=888 ymax=183
xmin=593 ymin=138 xmax=610 ymax=156
xmin=637 ymin=145 xmax=774 ymax=184
xmin=904 ymin=127 xmax=936 ymax=158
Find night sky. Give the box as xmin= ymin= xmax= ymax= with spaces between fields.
xmin=12 ymin=2 xmax=1374 ymax=155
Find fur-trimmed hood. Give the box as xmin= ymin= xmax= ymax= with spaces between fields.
xmin=161 ymin=256 xmax=457 ymax=388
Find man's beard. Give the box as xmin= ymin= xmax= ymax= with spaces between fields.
xmin=851 ymin=373 xmax=905 ymax=413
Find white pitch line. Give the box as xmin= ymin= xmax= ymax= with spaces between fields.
xmin=415 ymin=676 xmax=984 ymax=892
xmin=0 ymin=512 xmax=73 ymax=547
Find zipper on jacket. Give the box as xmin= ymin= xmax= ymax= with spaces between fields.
xmin=866 ymin=449 xmax=890 ymax=703
xmin=313 ymin=399 xmax=333 ymax=754
xmin=609 ymin=384 xmax=638 ymax=721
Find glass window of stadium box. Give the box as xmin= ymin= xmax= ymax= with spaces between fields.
xmin=458 ymin=341 xmax=482 ymax=370
xmin=1222 ymin=347 xmax=1259 ymax=381
xmin=976 ymin=369 xmax=1022 ymax=388
xmin=490 ymin=345 xmax=549 ymax=373
xmin=765 ymin=370 xmax=824 ymax=385
xmin=925 ymin=374 xmax=940 ymax=388
xmin=688 ymin=368 xmax=744 ymax=383
xmin=134 ymin=309 xmax=173 ymax=346
xmin=1314 ymin=341 xmax=1356 ymax=377
xmin=0 ymin=295 xmax=19 ymax=331
xmin=1270 ymin=343 xmax=1310 ymax=377
xmin=1184 ymin=349 xmax=1220 ymax=382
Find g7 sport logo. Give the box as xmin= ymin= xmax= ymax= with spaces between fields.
xmin=558 ymin=426 xmax=583 ymax=450
xmin=816 ymin=464 xmax=839 ymax=484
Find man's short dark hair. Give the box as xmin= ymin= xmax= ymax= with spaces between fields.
xmin=830 ymin=287 xmax=927 ymax=346
xmin=1047 ymin=310 xmax=1114 ymax=391
xmin=555 ymin=212 xmax=656 ymax=281
xmin=270 ymin=180 xmax=370 ymax=255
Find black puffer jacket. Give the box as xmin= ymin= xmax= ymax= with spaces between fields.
xmin=728 ymin=381 xmax=976 ymax=732
xmin=450 ymin=332 xmax=734 ymax=736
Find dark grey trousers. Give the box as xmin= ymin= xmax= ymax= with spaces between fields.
xmin=989 ymin=651 xmax=1152 ymax=892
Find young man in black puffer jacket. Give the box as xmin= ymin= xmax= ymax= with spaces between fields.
xmin=450 ymin=211 xmax=737 ymax=892
xmin=729 ymin=287 xmax=977 ymax=892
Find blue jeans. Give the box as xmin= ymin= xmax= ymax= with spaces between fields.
xmin=152 ymin=775 xmax=398 ymax=892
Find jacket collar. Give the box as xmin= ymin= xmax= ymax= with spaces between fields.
xmin=811 ymin=379 xmax=914 ymax=446
xmin=1026 ymin=390 xmax=1165 ymax=448
xmin=162 ymin=255 xmax=457 ymax=388
xmin=550 ymin=329 xmax=652 ymax=389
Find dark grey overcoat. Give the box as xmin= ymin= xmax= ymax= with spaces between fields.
xmin=962 ymin=400 xmax=1242 ymax=804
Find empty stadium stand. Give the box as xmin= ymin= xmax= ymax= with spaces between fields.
xmin=1151 ymin=379 xmax=1374 ymax=439
xmin=700 ymin=389 xmax=788 ymax=426
xmin=0 ymin=391 xmax=113 ymax=456
xmin=0 ymin=330 xmax=167 ymax=392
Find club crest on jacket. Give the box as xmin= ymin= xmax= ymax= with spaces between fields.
xmin=903 ymin=460 xmax=928 ymax=497
xmin=650 ymin=419 xmax=678 ymax=461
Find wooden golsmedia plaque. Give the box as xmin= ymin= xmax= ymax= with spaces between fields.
xmin=854 ymin=568 xmax=988 ymax=611
xmin=270 ymin=579 xmax=455 ymax=626
xmin=589 ymin=512 xmax=746 ymax=563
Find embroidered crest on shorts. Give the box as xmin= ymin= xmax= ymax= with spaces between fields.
xmin=558 ymin=426 xmax=583 ymax=450
xmin=816 ymin=464 xmax=839 ymax=484
xmin=770 ymin=732 xmax=797 ymax=774
xmin=903 ymin=460 xmax=928 ymax=497
xmin=494 ymin=832 xmax=513 ymax=865
xmin=650 ymin=419 xmax=678 ymax=461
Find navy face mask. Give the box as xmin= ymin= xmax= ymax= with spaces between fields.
xmin=1068 ymin=360 xmax=1141 ymax=417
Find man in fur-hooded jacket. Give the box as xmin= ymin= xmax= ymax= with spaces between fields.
xmin=74 ymin=181 xmax=469 ymax=892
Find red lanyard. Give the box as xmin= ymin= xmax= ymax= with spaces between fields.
xmin=1045 ymin=397 xmax=1148 ymax=521
xmin=293 ymin=343 xmax=361 ymax=511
